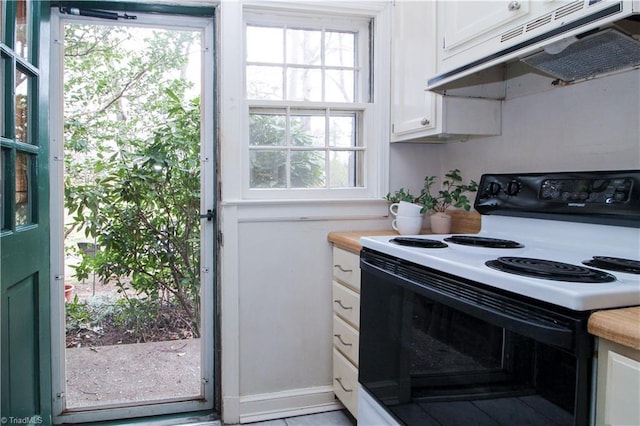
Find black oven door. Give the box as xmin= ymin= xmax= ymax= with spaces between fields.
xmin=359 ymin=249 xmax=592 ymax=426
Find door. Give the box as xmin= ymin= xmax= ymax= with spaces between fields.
xmin=390 ymin=0 xmax=437 ymax=140
xmin=49 ymin=4 xmax=217 ymax=424
xmin=1 ymin=1 xmax=52 ymax=423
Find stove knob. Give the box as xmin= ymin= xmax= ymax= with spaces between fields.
xmin=506 ymin=179 xmax=521 ymax=196
xmin=487 ymin=182 xmax=502 ymax=196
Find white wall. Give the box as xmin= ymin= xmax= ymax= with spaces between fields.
xmin=442 ymin=70 xmax=640 ymax=182
xmin=220 ymin=202 xmax=390 ymax=424
xmin=388 ymin=142 xmax=444 ymax=197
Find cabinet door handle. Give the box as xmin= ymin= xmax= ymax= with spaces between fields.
xmin=420 ymin=117 xmax=430 ymax=126
xmin=334 ymin=334 xmax=353 ymax=346
xmin=508 ymin=1 xmax=521 ymax=11
xmin=335 ymin=377 xmax=353 ymax=393
xmin=334 ymin=264 xmax=353 ymax=273
xmin=334 ymin=300 xmax=353 ymax=310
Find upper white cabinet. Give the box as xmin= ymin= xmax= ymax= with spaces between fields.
xmin=435 ymin=0 xmax=574 ymax=77
xmin=441 ymin=1 xmax=530 ymax=53
xmin=390 ymin=0 xmax=501 ymax=143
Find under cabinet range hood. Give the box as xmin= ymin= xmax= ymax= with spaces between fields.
xmin=428 ymin=0 xmax=640 ymax=93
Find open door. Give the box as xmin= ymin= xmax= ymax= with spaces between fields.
xmin=49 ymin=4 xmax=217 ymax=424
xmin=1 ymin=0 xmax=52 ymax=423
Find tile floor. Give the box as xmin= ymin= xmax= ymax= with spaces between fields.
xmin=244 ymin=410 xmax=355 ymax=426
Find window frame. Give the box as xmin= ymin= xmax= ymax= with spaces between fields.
xmin=241 ymin=7 xmax=387 ymax=200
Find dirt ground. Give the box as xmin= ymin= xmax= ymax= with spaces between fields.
xmin=65 ymin=338 xmax=201 ymax=408
xmin=64 ymin=250 xmax=202 ymax=408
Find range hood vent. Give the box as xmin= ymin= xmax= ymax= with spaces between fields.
xmin=520 ymin=29 xmax=640 ymax=82
xmin=427 ymin=1 xmax=640 ymax=94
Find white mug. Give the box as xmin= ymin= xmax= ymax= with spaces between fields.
xmin=389 ymin=201 xmax=423 ymax=217
xmin=392 ymin=215 xmax=423 ymax=235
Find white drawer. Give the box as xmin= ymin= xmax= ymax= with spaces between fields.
xmin=332 ymin=281 xmax=360 ymax=328
xmin=332 ymin=247 xmax=360 ymax=291
xmin=333 ymin=348 xmax=359 ymax=418
xmin=333 ymin=314 xmax=359 ymax=366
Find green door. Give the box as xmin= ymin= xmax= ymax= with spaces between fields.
xmin=1 ymin=0 xmax=51 ymax=423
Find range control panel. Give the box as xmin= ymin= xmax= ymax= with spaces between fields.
xmin=539 ymin=177 xmax=632 ymax=204
xmin=475 ymin=170 xmax=640 ymax=225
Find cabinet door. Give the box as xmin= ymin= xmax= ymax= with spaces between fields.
xmin=442 ymin=0 xmax=530 ymax=52
xmin=332 ymin=247 xmax=360 ymax=291
xmin=596 ymin=339 xmax=640 ymax=426
xmin=390 ymin=0 xmax=437 ymax=139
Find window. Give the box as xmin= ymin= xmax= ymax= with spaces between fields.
xmin=245 ymin=12 xmax=374 ymax=196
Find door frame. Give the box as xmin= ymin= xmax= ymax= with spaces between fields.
xmin=49 ymin=4 xmax=218 ymax=423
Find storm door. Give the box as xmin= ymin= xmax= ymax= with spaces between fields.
xmin=1 ymin=0 xmax=52 ymax=423
xmin=49 ymin=5 xmax=216 ymax=423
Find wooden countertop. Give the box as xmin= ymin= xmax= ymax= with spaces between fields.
xmin=327 ymin=210 xmax=481 ymax=252
xmin=588 ymin=307 xmax=640 ymax=351
xmin=328 ymin=230 xmax=401 ymax=253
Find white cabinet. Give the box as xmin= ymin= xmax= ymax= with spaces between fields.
xmin=390 ymin=0 xmax=501 ymax=142
xmin=331 ymin=246 xmax=360 ymax=418
xmin=436 ymin=0 xmax=570 ymax=77
xmin=438 ymin=0 xmax=532 ymax=74
xmin=390 ymin=0 xmax=437 ymax=138
xmin=595 ymin=338 xmax=640 ymax=426
xmin=441 ymin=1 xmax=530 ymax=54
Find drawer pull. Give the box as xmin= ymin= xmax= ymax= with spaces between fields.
xmin=334 ymin=264 xmax=353 ymax=273
xmin=334 ymin=333 xmax=353 ymax=346
xmin=335 ymin=377 xmax=353 ymax=393
xmin=334 ymin=300 xmax=353 ymax=310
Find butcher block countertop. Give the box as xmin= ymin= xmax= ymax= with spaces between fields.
xmin=588 ymin=307 xmax=640 ymax=351
xmin=328 ymin=211 xmax=639 ymax=352
xmin=327 ymin=211 xmax=482 ymax=253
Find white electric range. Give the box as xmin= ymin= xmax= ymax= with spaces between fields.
xmin=357 ymin=170 xmax=640 ymax=426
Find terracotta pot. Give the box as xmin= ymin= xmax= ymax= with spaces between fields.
xmin=64 ymin=284 xmax=74 ymax=302
xmin=430 ymin=212 xmax=452 ymax=234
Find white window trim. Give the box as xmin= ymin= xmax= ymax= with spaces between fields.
xmin=219 ymin=1 xmax=390 ymax=202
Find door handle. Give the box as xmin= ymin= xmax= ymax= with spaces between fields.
xmin=199 ymin=209 xmax=215 ymax=221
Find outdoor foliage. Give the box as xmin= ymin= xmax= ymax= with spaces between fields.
xmin=63 ymin=24 xmax=202 ymax=338
xmin=249 ymin=114 xmax=326 ymax=188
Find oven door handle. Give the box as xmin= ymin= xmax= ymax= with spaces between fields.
xmin=361 ymin=257 xmax=579 ymax=351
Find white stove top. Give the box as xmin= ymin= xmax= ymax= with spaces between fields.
xmin=360 ymin=215 xmax=640 ymax=311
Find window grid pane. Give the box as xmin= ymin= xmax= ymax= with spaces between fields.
xmin=15 ymin=0 xmax=30 ymax=60
xmin=246 ymin=26 xmax=283 ymax=63
xmin=249 ymin=108 xmax=363 ymax=189
xmin=15 ymin=67 xmax=31 ymax=144
xmin=286 ymin=28 xmax=321 ymax=65
xmin=15 ymin=151 xmax=32 ymax=225
xmin=325 ymin=30 xmax=355 ymax=67
xmin=247 ymin=24 xmax=358 ymax=103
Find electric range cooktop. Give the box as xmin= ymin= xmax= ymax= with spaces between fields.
xmin=362 ymin=170 xmax=640 ymax=312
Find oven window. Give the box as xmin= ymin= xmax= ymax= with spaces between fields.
xmin=360 ymin=269 xmax=578 ymax=426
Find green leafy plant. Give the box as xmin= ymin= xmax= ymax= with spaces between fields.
xmin=65 ymin=295 xmax=93 ymax=332
xmin=384 ymin=187 xmax=416 ymax=203
xmin=416 ymin=169 xmax=478 ymax=214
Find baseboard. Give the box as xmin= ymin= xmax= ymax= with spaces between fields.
xmin=238 ymin=385 xmax=343 ymax=424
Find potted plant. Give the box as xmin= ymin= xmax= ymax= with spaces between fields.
xmin=416 ymin=169 xmax=478 ymax=233
xmin=384 ymin=187 xmax=417 ymax=204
